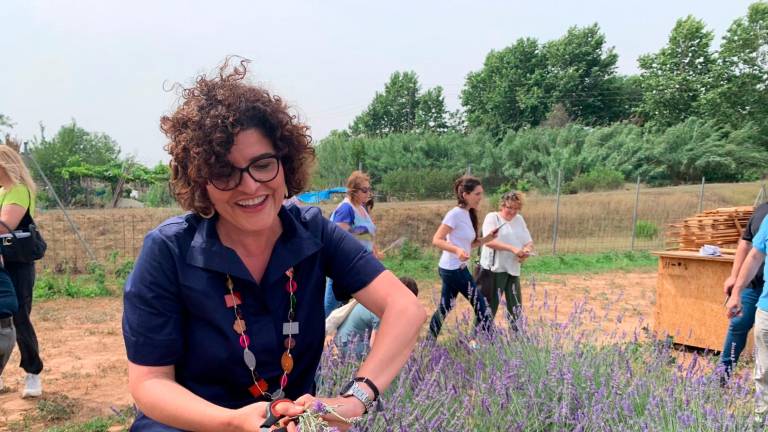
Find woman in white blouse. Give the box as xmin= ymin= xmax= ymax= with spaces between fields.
xmin=479 ymin=191 xmax=534 ymax=330
xmin=428 ymin=176 xmax=498 ymax=338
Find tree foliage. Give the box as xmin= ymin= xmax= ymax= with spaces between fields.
xmin=700 ymin=2 xmax=768 ymax=142
xmin=461 ymin=24 xmax=638 ymax=136
xmin=27 ymin=121 xmax=170 ymax=207
xmin=349 ymin=71 xmax=449 ymax=136
xmin=637 ymin=16 xmax=715 ymax=127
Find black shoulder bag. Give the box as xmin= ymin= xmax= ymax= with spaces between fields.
xmin=0 ymin=188 xmax=47 ymax=263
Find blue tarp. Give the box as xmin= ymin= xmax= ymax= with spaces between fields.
xmin=296 ymin=187 xmax=347 ymax=204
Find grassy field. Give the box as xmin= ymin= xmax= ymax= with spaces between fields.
xmin=32 ymin=181 xmax=761 ymax=273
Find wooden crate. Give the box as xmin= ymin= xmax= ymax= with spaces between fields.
xmin=653 ymin=251 xmax=753 ymax=355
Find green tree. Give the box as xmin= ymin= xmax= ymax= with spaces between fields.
xmin=462 ymin=25 xmax=632 ymax=136
xmin=462 ymin=37 xmax=548 ymax=136
xmin=0 ymin=114 xmax=12 ymax=131
xmin=542 ymin=24 xmax=623 ymax=125
xmin=700 ymin=2 xmax=768 ymax=142
xmin=29 ymin=121 xmax=122 ymax=206
xmin=638 ymin=16 xmax=715 ymax=126
xmin=349 ymin=71 xmax=449 ymax=136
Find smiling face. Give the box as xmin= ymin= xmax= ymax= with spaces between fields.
xmin=462 ymin=185 xmax=484 ymax=210
xmin=205 ymin=128 xmax=287 ymax=238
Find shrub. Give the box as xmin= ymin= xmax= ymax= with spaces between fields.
xmin=380 ymin=168 xmax=457 ymax=200
xmin=144 ymin=181 xmax=176 ymax=207
xmin=565 ymin=167 xmax=625 ymax=194
xmin=635 ymin=220 xmax=659 ymax=239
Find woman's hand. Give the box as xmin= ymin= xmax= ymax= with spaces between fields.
xmin=294 ymin=395 xmax=366 ymax=432
xmin=480 ymin=229 xmax=500 ymax=245
xmin=229 ymin=400 xmax=305 ymax=432
xmin=455 ymin=247 xmax=470 ymax=262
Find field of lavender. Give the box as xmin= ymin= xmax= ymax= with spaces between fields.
xmin=317 ymin=293 xmax=755 ymax=431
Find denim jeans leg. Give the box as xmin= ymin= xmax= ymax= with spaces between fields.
xmin=429 ymin=268 xmax=460 ymax=338
xmin=456 ymin=268 xmax=493 ymax=334
xmin=720 ymin=286 xmax=761 ymax=373
xmin=323 ymin=278 xmax=341 ymax=319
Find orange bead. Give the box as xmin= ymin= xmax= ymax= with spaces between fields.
xmin=233 ymin=319 xmax=246 ymax=334
xmin=281 ymin=352 xmax=294 ymax=373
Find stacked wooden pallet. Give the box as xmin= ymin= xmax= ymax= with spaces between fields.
xmin=666 ymin=206 xmax=754 ymax=254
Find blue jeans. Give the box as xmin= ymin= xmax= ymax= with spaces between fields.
xmin=720 ymin=285 xmax=762 ymax=373
xmin=429 ymin=267 xmax=493 ymax=338
xmin=323 ymin=278 xmax=341 ymax=319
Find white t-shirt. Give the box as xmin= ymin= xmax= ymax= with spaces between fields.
xmin=480 ymin=212 xmax=533 ymax=276
xmin=438 ymin=207 xmax=476 ymax=270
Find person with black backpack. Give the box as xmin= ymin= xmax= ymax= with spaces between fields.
xmin=0 ymin=145 xmax=44 ymax=398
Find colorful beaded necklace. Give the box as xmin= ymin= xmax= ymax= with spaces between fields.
xmin=225 ymin=267 xmax=298 ymax=401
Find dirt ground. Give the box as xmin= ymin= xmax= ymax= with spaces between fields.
xmin=0 ymin=270 xmax=657 ymax=431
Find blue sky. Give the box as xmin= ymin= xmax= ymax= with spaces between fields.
xmin=0 ymin=0 xmax=758 ymax=165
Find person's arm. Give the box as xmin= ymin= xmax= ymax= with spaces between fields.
xmin=724 ymin=238 xmax=752 ymax=295
xmin=0 ymin=203 xmax=26 ymax=233
xmin=433 ymin=224 xmax=469 ymax=261
xmin=336 ymin=222 xmax=351 ymax=231
xmin=297 ymin=271 xmax=426 ymax=429
xmin=128 ymin=363 xmax=304 ymax=432
xmin=726 ymin=247 xmax=765 ymax=318
xmin=471 ymin=230 xmax=497 ymax=249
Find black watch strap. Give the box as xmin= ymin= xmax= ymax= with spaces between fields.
xmin=353 ymin=376 xmax=380 ymax=400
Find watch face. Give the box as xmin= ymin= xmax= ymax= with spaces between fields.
xmin=340 ymin=379 xmax=354 ymax=394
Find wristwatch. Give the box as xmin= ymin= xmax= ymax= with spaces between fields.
xmin=340 ymin=379 xmax=376 ymax=413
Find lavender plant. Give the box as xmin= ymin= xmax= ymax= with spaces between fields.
xmin=317 ymin=289 xmax=754 ymax=431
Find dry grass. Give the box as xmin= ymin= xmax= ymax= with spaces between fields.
xmin=34 ymin=181 xmax=762 ymax=273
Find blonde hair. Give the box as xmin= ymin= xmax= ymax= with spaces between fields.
xmin=346 ymin=170 xmax=371 ymax=204
xmin=0 ymin=145 xmax=37 ymax=195
xmin=500 ymin=190 xmax=524 ymax=209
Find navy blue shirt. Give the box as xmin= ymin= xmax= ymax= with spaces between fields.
xmin=743 ymin=202 xmax=768 ymax=291
xmin=123 ymin=205 xmax=385 ymax=430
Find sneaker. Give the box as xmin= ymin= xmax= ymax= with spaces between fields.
xmin=22 ymin=373 xmax=42 ymax=398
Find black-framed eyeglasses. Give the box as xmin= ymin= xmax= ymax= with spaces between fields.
xmin=356 ymin=187 xmax=372 ymax=194
xmin=209 ymin=154 xmax=281 ymax=191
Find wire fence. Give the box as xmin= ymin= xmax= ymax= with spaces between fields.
xmin=34 ymin=180 xmax=764 ymax=273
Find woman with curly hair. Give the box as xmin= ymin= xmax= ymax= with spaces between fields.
xmin=428 ymin=175 xmax=497 ymax=339
xmin=122 ymin=58 xmax=426 ymax=432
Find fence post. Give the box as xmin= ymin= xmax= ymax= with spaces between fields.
xmin=698 ymin=176 xmax=706 ymax=213
xmin=466 ymin=164 xmax=471 ymax=176
xmin=630 ymin=176 xmax=641 ymax=251
xmin=754 ymin=183 xmax=767 ymax=207
xmin=552 ymin=170 xmax=562 ymax=255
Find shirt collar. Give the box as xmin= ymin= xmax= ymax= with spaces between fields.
xmin=186 ymin=206 xmax=323 ymax=285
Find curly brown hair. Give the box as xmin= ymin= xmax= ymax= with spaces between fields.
xmin=161 ymin=57 xmax=315 ymax=215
